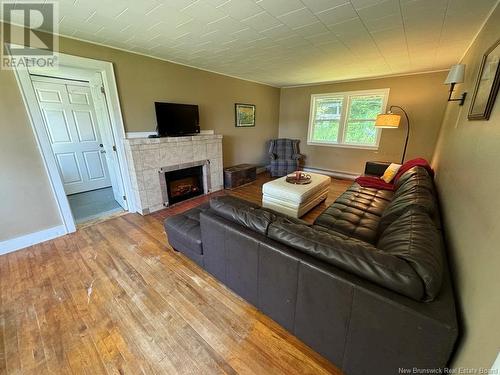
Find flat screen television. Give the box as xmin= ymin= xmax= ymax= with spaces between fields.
xmin=155 ymin=102 xmax=200 ymax=137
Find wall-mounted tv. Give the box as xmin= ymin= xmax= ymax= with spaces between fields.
xmin=155 ymin=102 xmax=200 ymax=137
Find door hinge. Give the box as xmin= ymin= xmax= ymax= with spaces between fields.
xmin=123 ymin=195 xmax=127 ymax=201
xmin=112 ymin=145 xmax=117 ymax=152
xmin=100 ymin=86 xmax=105 ymax=94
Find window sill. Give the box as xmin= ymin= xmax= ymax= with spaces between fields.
xmin=307 ymin=141 xmax=379 ymax=151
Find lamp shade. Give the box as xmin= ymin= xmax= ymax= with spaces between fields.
xmin=444 ymin=64 xmax=465 ymax=84
xmin=375 ymin=113 xmax=401 ymax=128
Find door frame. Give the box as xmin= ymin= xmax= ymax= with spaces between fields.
xmin=9 ymin=45 xmax=135 ymax=233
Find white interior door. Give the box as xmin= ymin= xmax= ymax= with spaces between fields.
xmin=89 ymin=73 xmax=127 ymax=210
xmin=32 ymin=79 xmax=112 ymax=195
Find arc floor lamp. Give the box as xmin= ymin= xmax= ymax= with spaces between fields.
xmin=375 ymin=106 xmax=410 ymax=164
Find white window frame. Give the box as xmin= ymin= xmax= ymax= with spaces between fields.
xmin=307 ymin=88 xmax=390 ymax=150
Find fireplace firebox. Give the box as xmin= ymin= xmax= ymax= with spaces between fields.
xmin=164 ymin=165 xmax=204 ymax=205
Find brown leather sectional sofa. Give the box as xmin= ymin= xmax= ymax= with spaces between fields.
xmin=164 ymin=166 xmax=458 ymax=374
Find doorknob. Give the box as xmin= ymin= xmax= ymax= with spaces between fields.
xmin=100 ymin=150 xmax=106 ymax=153
xmin=99 ymin=143 xmax=103 ymax=147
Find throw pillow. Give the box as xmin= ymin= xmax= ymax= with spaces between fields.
xmin=381 ymin=163 xmax=402 ymax=183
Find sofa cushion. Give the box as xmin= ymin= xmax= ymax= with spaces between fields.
xmin=268 ymin=216 xmax=425 ymax=301
xmin=164 ymin=202 xmax=210 ymax=256
xmin=378 ymin=166 xmax=439 ymax=234
xmin=377 ymin=209 xmax=443 ymax=301
xmin=210 ymin=196 xmax=276 ymax=235
xmin=314 ymin=183 xmax=394 ymax=244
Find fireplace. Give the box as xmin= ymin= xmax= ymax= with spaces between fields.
xmin=163 ymin=165 xmax=204 ymax=205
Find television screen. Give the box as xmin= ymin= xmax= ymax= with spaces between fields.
xmin=155 ymin=102 xmax=200 ymax=137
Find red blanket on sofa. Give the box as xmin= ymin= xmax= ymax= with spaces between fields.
xmin=354 ymin=176 xmax=396 ymax=191
xmin=355 ymin=158 xmax=434 ymax=191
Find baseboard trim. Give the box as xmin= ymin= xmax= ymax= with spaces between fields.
xmin=0 ymin=225 xmax=67 ymax=255
xmin=303 ymin=167 xmax=360 ymax=180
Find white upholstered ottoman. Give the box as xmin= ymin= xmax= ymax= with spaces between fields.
xmin=262 ymin=172 xmax=331 ymax=218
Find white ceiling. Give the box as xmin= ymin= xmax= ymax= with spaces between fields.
xmin=4 ymin=0 xmax=498 ymax=86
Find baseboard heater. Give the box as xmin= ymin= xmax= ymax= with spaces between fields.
xmin=302 ymin=167 xmax=360 ymax=180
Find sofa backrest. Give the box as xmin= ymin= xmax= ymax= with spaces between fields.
xmin=208 ymin=176 xmax=445 ymax=302
xmin=374 ymin=166 xmax=444 ymax=301
xmin=267 ymin=216 xmax=427 ymax=300
xmin=378 ymin=166 xmax=439 ymax=235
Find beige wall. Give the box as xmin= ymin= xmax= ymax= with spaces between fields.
xmin=57 ymin=37 xmax=280 ymax=167
xmin=278 ymin=72 xmax=449 ymax=174
xmin=0 ymin=68 xmax=62 ymax=241
xmin=432 ymin=5 xmax=500 ymax=370
xmin=0 ymin=25 xmax=280 ymax=242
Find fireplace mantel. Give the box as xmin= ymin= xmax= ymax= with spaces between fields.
xmin=123 ymin=134 xmax=223 ymax=214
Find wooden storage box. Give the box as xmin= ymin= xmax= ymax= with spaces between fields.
xmin=224 ymin=164 xmax=257 ymax=189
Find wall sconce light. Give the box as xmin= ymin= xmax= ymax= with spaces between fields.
xmin=444 ymin=64 xmax=467 ymax=105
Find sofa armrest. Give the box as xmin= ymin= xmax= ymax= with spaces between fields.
xmin=210 ymin=196 xmax=276 ymax=235
xmin=364 ymin=161 xmax=392 ymax=177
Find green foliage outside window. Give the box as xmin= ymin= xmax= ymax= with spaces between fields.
xmin=344 ymin=96 xmax=383 ymax=144
xmin=312 ymin=97 xmax=341 ymax=141
xmin=311 ymin=94 xmax=384 ymax=146
xmin=312 ymin=120 xmax=339 ymax=141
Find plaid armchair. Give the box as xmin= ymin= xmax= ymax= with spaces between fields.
xmin=268 ymin=138 xmax=304 ymax=177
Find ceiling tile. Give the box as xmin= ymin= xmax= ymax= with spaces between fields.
xmin=356 ymin=0 xmax=400 ymax=20
xmin=363 ymin=13 xmax=403 ymax=32
xmin=371 ymin=27 xmax=406 ymax=47
xmin=205 ymin=15 xmax=248 ymax=33
xmin=293 ymin=22 xmax=330 ymax=38
xmin=329 ymin=18 xmax=367 ymax=38
xmin=316 ymin=3 xmax=358 ymax=27
xmin=256 ymin=0 xmax=305 ymax=17
xmin=259 ymin=23 xmax=294 ymax=38
xmin=180 ymin=1 xmax=226 ymax=22
xmin=162 ymin=0 xmax=199 ymax=10
xmin=350 ymin=0 xmax=388 ymax=10
xmin=241 ymin=11 xmax=282 ymax=31
xmin=300 ymin=0 xmax=349 ymax=13
xmin=205 ymin=0 xmax=233 ymax=6
xmin=277 ymin=7 xmax=317 ymax=29
xmin=230 ymin=27 xmax=262 ymax=41
xmin=217 ymin=0 xmax=264 ymax=20
xmin=6 ymin=0 xmax=495 ymax=86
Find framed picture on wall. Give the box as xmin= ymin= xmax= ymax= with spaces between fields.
xmin=235 ymin=103 xmax=256 ymax=127
xmin=468 ymin=38 xmax=500 ymax=120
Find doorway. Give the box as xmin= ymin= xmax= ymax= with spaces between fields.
xmin=30 ymin=75 xmax=125 ymax=224
xmin=11 ymin=48 xmax=134 ymax=234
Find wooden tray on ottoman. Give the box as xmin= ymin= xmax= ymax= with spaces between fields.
xmin=224 ymin=164 xmax=257 ymax=189
xmin=285 ymin=173 xmax=312 ymax=184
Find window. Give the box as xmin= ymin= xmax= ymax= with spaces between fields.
xmin=307 ymin=89 xmax=389 ymax=149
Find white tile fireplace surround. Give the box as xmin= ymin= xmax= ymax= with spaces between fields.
xmin=123 ymin=134 xmax=223 ymax=214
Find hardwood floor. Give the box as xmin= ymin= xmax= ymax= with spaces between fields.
xmin=0 ymin=173 xmax=351 ymax=374
xmin=151 ymin=172 xmax=352 ymax=224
